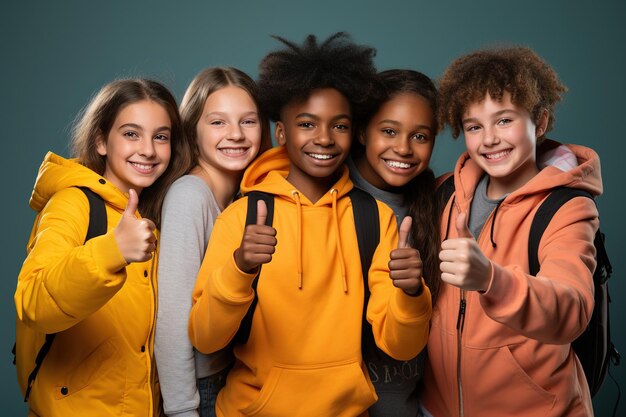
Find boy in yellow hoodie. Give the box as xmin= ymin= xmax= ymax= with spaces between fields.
xmin=189 ymin=32 xmax=433 ymax=417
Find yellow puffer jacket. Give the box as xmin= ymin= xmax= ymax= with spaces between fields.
xmin=15 ymin=152 xmax=160 ymax=417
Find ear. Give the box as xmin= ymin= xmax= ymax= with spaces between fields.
xmin=358 ymin=130 xmax=367 ymax=146
xmin=535 ymin=109 xmax=549 ymax=138
xmin=95 ymin=132 xmax=107 ymax=156
xmin=275 ymin=122 xmax=286 ymax=146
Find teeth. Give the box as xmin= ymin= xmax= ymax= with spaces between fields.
xmin=130 ymin=162 xmax=154 ymax=170
xmin=220 ymin=148 xmax=247 ymax=155
xmin=385 ymin=160 xmax=412 ymax=169
xmin=485 ymin=150 xmax=511 ymax=159
xmin=308 ymin=153 xmax=334 ymax=160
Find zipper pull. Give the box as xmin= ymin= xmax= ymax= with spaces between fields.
xmin=456 ymin=298 xmax=466 ymax=332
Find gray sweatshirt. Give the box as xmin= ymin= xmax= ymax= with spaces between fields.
xmin=155 ymin=175 xmax=233 ymax=417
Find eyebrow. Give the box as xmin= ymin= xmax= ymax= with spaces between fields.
xmin=118 ymin=123 xmax=171 ymax=132
xmin=378 ymin=119 xmax=432 ymax=132
xmin=462 ymin=109 xmax=518 ymax=124
xmin=205 ymin=111 xmax=258 ymax=118
xmin=295 ymin=112 xmax=351 ymax=120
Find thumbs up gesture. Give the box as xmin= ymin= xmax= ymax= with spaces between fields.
xmin=439 ymin=212 xmax=492 ymax=291
xmin=234 ymin=199 xmax=278 ymax=273
xmin=389 ymin=216 xmax=424 ymax=295
xmin=114 ymin=189 xmax=157 ymax=263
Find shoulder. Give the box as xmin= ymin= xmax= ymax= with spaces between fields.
xmin=163 ymin=176 xmax=216 ymax=210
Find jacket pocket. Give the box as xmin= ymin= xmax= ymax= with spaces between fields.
xmin=240 ymin=360 xmax=376 ymax=416
xmin=54 ymin=338 xmax=121 ymax=399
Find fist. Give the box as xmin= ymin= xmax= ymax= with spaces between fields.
xmin=234 ymin=199 xmax=277 ymax=273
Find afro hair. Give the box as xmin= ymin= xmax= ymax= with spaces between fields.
xmin=258 ymin=32 xmax=378 ymax=121
xmin=438 ymin=46 xmax=567 ymax=138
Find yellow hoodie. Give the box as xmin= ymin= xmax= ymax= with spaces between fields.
xmin=15 ymin=152 xmax=160 ymax=416
xmin=189 ymin=146 xmax=432 ymax=417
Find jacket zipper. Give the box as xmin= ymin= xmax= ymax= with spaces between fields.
xmin=456 ymin=289 xmax=466 ymax=417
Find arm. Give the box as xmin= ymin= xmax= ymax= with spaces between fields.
xmin=156 ymin=179 xmax=218 ymax=417
xmin=14 ymin=187 xmax=128 ymax=334
xmin=366 ymin=203 xmax=433 ymax=360
xmin=480 ymin=197 xmax=597 ymax=343
xmin=188 ymin=199 xmax=258 ymax=354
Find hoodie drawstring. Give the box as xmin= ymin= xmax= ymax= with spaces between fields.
xmin=291 ymin=190 xmax=303 ymax=289
xmin=330 ymin=189 xmax=348 ymax=292
xmin=489 ymin=200 xmax=503 ymax=248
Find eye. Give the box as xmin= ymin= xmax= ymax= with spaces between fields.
xmin=242 ymin=118 xmax=258 ymax=126
xmin=210 ymin=120 xmax=225 ymax=126
xmin=381 ymin=128 xmax=396 ymax=137
xmin=123 ymin=131 xmax=139 ymax=139
xmin=411 ymin=133 xmax=429 ymax=142
xmin=497 ymin=118 xmax=512 ymax=126
xmin=464 ymin=124 xmax=480 ymax=133
xmin=154 ymin=134 xmax=170 ymax=142
xmin=334 ymin=123 xmax=350 ymax=131
xmin=298 ymin=122 xmax=314 ymax=129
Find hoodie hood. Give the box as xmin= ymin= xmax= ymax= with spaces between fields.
xmin=30 ymin=152 xmax=130 ymax=213
xmin=452 ymin=139 xmax=602 ymax=210
xmin=241 ymin=145 xmax=354 ymax=205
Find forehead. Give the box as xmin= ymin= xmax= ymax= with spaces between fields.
xmin=463 ymin=91 xmax=524 ymax=118
xmin=282 ymin=88 xmax=351 ymax=118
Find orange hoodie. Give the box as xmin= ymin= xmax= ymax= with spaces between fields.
xmin=189 ymin=146 xmax=432 ymax=417
xmin=422 ymin=141 xmax=601 ymax=417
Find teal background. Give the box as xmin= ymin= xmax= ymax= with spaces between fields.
xmin=2 ymin=1 xmax=624 ymax=415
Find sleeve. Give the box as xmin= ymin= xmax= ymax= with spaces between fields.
xmin=188 ymin=198 xmax=258 ymax=354
xmin=155 ymin=179 xmax=217 ymax=417
xmin=14 ymin=187 xmax=128 ymax=334
xmin=479 ymin=196 xmax=598 ymax=344
xmin=366 ymin=202 xmax=433 ymax=360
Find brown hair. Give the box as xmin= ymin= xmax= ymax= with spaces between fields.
xmin=438 ymin=46 xmax=567 ymax=139
xmin=70 ymin=78 xmax=183 ymax=227
xmin=176 ymin=67 xmax=272 ymax=179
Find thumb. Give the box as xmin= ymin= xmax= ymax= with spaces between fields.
xmin=456 ymin=211 xmax=473 ymax=238
xmin=256 ymin=199 xmax=267 ymax=226
xmin=398 ymin=216 xmax=412 ymax=248
xmin=124 ymin=189 xmax=139 ymax=218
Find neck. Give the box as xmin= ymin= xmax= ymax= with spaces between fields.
xmin=285 ymin=172 xmax=338 ymax=203
xmin=191 ymin=161 xmax=242 ymax=210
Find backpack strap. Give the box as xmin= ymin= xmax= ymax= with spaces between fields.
xmin=23 ymin=186 xmax=107 ymax=402
xmin=437 ymin=174 xmax=456 ymax=211
xmin=233 ymin=191 xmax=274 ymax=345
xmin=347 ymin=187 xmax=380 ymax=304
xmin=528 ymin=187 xmax=593 ymax=276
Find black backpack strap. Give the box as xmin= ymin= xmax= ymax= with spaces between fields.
xmin=528 ymin=187 xmax=593 ymax=276
xmin=233 ymin=191 xmax=274 ymax=345
xmin=347 ymin=187 xmax=380 ymax=304
xmin=23 ymin=186 xmax=107 ymax=402
xmin=437 ymin=174 xmax=455 ymax=211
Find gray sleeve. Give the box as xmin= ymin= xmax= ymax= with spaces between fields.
xmin=155 ymin=177 xmax=219 ymax=417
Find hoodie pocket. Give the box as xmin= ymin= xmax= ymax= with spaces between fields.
xmin=240 ymin=360 xmax=376 ymax=416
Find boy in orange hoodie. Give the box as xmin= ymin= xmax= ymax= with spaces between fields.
xmin=422 ymin=47 xmax=601 ymax=417
xmin=189 ymin=32 xmax=432 ymax=417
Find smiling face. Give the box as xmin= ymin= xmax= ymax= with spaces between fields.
xmin=275 ymin=88 xmax=352 ymax=200
xmin=196 ymin=85 xmax=262 ymax=177
xmin=97 ymin=100 xmax=172 ymax=194
xmin=357 ymin=93 xmax=435 ymax=190
xmin=462 ymin=91 xmax=547 ymax=198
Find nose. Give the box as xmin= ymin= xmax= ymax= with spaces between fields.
xmin=314 ymin=126 xmax=333 ymax=147
xmin=482 ymin=126 xmax=500 ymax=146
xmin=392 ymin=136 xmax=412 ymax=156
xmin=138 ymin=138 xmax=156 ymax=158
xmin=227 ymin=124 xmax=245 ymax=142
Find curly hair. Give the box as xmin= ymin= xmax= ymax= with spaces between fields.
xmin=438 ymin=46 xmax=567 ymax=139
xmin=258 ymin=32 xmax=377 ymax=121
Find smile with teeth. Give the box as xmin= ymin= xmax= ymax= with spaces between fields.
xmin=384 ymin=159 xmax=414 ymax=169
xmin=307 ymin=153 xmax=336 ymax=160
xmin=483 ymin=149 xmax=512 ymax=160
xmin=219 ymin=147 xmax=249 ymax=155
xmin=129 ymin=161 xmax=157 ymax=172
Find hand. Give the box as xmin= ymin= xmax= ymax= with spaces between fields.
xmin=439 ymin=212 xmax=491 ymax=291
xmin=234 ymin=199 xmax=277 ymax=273
xmin=114 ymin=189 xmax=157 ymax=263
xmin=389 ymin=216 xmax=423 ymax=295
